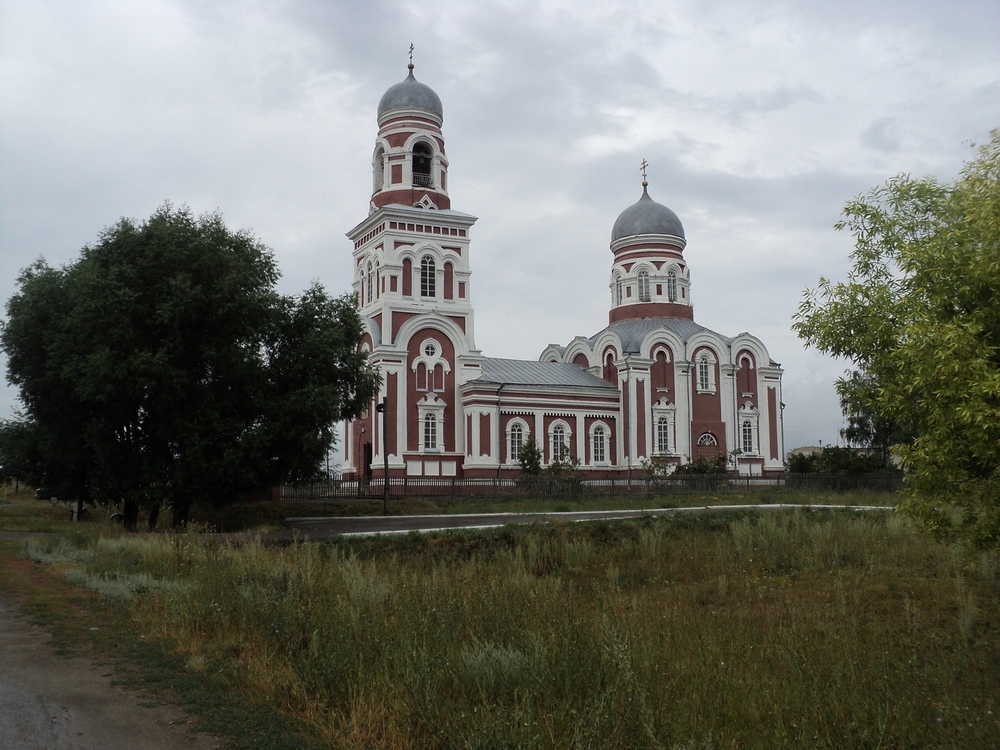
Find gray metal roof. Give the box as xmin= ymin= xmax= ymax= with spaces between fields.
xmin=588 ymin=318 xmax=731 ymax=353
xmin=474 ymin=358 xmax=616 ymax=389
xmin=378 ymin=67 xmax=444 ymax=120
xmin=611 ymin=186 xmax=685 ymax=241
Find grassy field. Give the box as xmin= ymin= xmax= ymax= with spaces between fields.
xmin=2 ymin=489 xmax=998 ymax=749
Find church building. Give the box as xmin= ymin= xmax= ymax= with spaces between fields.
xmin=342 ymin=62 xmax=784 ymax=480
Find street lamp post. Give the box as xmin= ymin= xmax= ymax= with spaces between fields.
xmin=375 ymin=397 xmax=389 ymax=514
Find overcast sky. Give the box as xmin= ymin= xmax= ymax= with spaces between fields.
xmin=1 ymin=0 xmax=998 ymax=455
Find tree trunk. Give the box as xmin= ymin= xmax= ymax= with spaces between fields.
xmin=171 ymin=500 xmax=190 ymax=529
xmin=147 ymin=502 xmax=160 ymax=532
xmin=122 ymin=498 xmax=139 ymax=532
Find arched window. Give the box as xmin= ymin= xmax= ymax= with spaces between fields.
xmin=696 ymin=352 xmax=717 ymax=394
xmin=366 ymin=262 xmax=374 ymax=303
xmin=638 ymin=269 xmax=651 ymax=302
xmin=657 ymin=416 xmax=671 ymax=454
xmin=615 ymin=273 xmax=623 ymax=305
xmin=698 ymin=355 xmax=711 ymax=391
xmin=592 ymin=426 xmax=606 ymax=464
xmin=742 ymin=420 xmax=754 ymax=454
xmin=509 ymin=423 xmax=524 ymax=462
xmin=552 ymin=425 xmax=568 ymax=462
xmin=374 ymin=261 xmax=380 ymax=299
xmin=413 ymin=141 xmax=433 ymax=187
xmin=423 ymin=413 xmax=437 ymax=451
xmin=697 ymin=433 xmax=718 ymax=447
xmin=667 ymin=269 xmax=677 ymax=302
xmin=420 ymin=256 xmax=436 ymax=298
xmin=373 ymin=146 xmax=385 ymax=192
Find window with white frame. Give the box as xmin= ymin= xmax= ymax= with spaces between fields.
xmin=592 ymin=425 xmax=606 ymax=464
xmin=698 ymin=433 xmax=718 ymax=447
xmin=423 ymin=413 xmax=437 ymax=451
xmin=696 ymin=352 xmax=717 ymax=394
xmin=509 ymin=423 xmax=524 ymax=462
xmin=742 ymin=420 xmax=754 ymax=454
xmin=638 ymin=269 xmax=651 ymax=302
xmin=657 ymin=417 xmax=671 ymax=454
xmin=416 ymin=394 xmax=445 ymax=453
xmin=738 ymin=403 xmax=760 ymax=455
xmin=652 ymin=397 xmax=676 ymax=454
xmin=420 ymin=256 xmax=436 ymax=298
xmin=667 ymin=269 xmax=677 ymax=302
xmin=551 ymin=424 xmax=569 ymax=462
xmin=615 ymin=274 xmax=623 ymax=305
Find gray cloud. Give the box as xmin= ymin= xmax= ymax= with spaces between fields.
xmin=1 ymin=0 xmax=997 ymax=453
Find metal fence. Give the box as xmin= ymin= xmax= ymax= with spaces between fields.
xmin=279 ymin=472 xmax=904 ymax=503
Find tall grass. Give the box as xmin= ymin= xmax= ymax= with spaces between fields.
xmin=25 ymin=509 xmax=1000 ymax=749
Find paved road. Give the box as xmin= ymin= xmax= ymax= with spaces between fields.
xmin=281 ymin=503 xmax=893 ymax=540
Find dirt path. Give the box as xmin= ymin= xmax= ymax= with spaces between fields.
xmin=0 ymin=596 xmax=219 ymax=750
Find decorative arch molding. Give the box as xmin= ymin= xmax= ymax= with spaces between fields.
xmin=728 ymin=334 xmax=771 ymax=368
xmin=563 ymin=340 xmax=596 ymax=368
xmin=361 ymin=316 xmax=382 ymax=349
xmin=638 ymin=328 xmax=686 ymax=360
xmin=397 ymin=243 xmax=447 ymax=265
xmin=403 ymin=132 xmax=444 ymax=160
xmin=393 ymin=313 xmax=471 ymax=358
xmin=591 ymin=329 xmax=625 ymax=361
xmin=684 ymin=331 xmax=730 ymax=362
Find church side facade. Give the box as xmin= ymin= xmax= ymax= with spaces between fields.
xmin=342 ymin=65 xmax=785 ymax=481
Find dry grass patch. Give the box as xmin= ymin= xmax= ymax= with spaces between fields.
xmin=14 ymin=508 xmax=1000 ymax=749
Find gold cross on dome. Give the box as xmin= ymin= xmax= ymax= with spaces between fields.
xmin=640 ymin=159 xmax=649 ymax=185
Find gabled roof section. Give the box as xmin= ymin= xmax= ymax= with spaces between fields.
xmin=474 ymin=358 xmax=616 ymax=389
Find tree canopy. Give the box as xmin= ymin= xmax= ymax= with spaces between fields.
xmin=1 ymin=204 xmax=379 ymax=527
xmin=793 ymin=130 xmax=1000 ymax=547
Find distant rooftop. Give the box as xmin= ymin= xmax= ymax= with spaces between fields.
xmin=474 ymin=358 xmax=615 ymax=389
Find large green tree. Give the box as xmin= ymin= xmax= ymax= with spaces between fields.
xmin=793 ymin=130 xmax=1000 ymax=547
xmin=1 ymin=204 xmax=379 ymax=528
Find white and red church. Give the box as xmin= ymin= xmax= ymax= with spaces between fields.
xmin=342 ymin=62 xmax=785 ymax=480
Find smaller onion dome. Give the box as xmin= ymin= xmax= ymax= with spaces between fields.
xmin=611 ymin=185 xmax=685 ymax=241
xmin=377 ymin=64 xmax=444 ymax=120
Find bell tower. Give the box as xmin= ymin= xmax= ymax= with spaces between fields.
xmin=343 ymin=55 xmax=482 ymax=481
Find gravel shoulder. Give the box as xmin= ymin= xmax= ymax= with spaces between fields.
xmin=0 ymin=596 xmax=219 ymax=750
